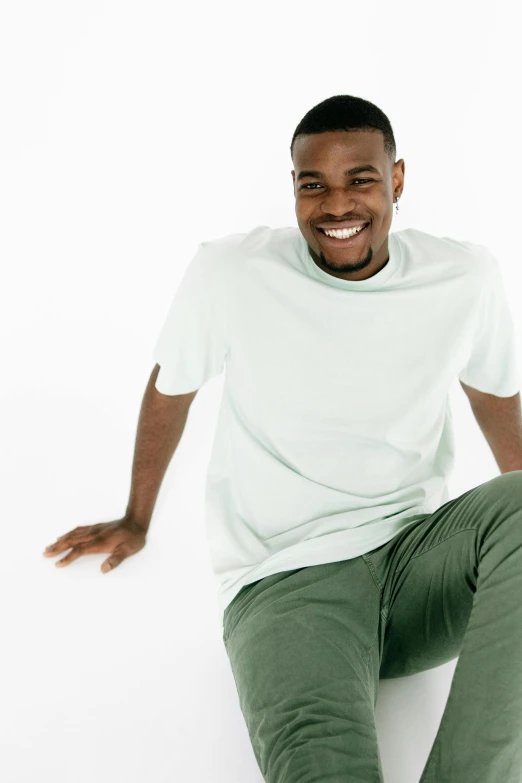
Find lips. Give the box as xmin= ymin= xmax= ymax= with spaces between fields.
xmin=317 ymin=220 xmax=369 ymax=230
xmin=316 ymin=222 xmax=370 ymax=248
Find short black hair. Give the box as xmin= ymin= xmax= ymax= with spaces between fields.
xmin=290 ymin=95 xmax=396 ymax=164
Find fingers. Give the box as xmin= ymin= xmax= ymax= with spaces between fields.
xmin=43 ymin=526 xmax=100 ymax=556
xmin=45 ymin=535 xmax=103 ymax=566
xmin=55 ymin=547 xmax=125 ymax=572
xmin=55 ymin=524 xmax=103 ymax=544
xmin=43 ymin=523 xmax=134 ymax=572
xmin=52 ymin=540 xmax=100 ymax=567
xmin=55 ymin=525 xmax=90 ymax=543
xmin=43 ymin=541 xmax=80 ymax=557
xmin=101 ymin=553 xmax=124 ymax=573
xmin=44 ymin=537 xmax=128 ymax=572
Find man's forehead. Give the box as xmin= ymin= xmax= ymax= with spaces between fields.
xmin=294 ymin=133 xmax=385 ymax=168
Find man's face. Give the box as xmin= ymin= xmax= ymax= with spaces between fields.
xmin=291 ymin=130 xmax=405 ymax=281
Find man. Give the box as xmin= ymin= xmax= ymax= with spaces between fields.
xmin=44 ymin=95 xmax=522 ymax=782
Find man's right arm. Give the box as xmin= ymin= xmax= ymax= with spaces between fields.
xmin=125 ymin=364 xmax=198 ymax=531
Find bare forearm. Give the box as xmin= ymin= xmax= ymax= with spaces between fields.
xmin=125 ymin=365 xmax=197 ymax=530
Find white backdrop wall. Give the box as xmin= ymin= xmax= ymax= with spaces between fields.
xmin=1 ymin=1 xmax=521 ymax=781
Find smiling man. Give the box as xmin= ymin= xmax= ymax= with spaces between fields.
xmin=292 ymin=128 xmax=402 ymax=281
xmin=45 ymin=95 xmax=522 ymax=783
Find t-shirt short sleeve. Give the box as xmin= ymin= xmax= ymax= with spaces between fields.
xmin=152 ymin=245 xmax=228 ymax=395
xmin=458 ymin=248 xmax=520 ymax=397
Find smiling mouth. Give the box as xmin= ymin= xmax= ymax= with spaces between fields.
xmin=316 ymin=222 xmax=370 ymax=247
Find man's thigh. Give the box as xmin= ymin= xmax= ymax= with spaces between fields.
xmin=367 ymin=473 xmax=522 ymax=679
xmin=223 ymin=559 xmax=384 ymax=782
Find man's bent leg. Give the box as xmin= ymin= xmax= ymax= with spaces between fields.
xmin=223 ymin=558 xmax=384 ymax=783
xmin=367 ymin=471 xmax=522 ymax=783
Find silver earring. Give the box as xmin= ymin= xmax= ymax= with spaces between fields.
xmin=395 ymin=196 xmax=400 ymax=215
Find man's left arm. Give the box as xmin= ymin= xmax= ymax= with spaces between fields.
xmin=460 ymin=381 xmax=522 ymax=474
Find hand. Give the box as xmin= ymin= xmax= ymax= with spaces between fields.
xmin=42 ymin=516 xmax=148 ymax=573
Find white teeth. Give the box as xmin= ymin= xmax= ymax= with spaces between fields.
xmin=323 ymin=224 xmax=366 ymax=238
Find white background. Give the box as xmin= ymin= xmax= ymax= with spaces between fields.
xmin=1 ymin=1 xmax=521 ymax=781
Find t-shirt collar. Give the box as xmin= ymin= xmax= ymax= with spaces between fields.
xmin=298 ymin=230 xmax=402 ymax=291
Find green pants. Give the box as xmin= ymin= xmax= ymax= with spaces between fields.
xmin=222 ymin=471 xmax=522 ymax=782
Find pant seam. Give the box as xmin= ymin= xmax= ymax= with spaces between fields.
xmin=405 ymin=527 xmax=479 ymax=567
xmin=360 ymin=554 xmax=387 ymax=669
xmin=361 ymin=552 xmax=383 ymax=592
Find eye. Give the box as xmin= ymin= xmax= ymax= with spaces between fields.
xmin=301 ymin=179 xmax=373 ymax=190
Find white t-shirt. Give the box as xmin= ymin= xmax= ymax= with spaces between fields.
xmin=152 ymin=225 xmax=520 ymax=627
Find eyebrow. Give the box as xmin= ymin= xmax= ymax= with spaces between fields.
xmin=296 ymin=165 xmax=380 ymax=182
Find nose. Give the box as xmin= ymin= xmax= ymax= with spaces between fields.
xmin=320 ymin=191 xmax=358 ymax=215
